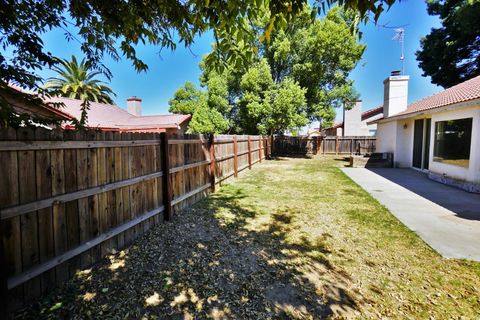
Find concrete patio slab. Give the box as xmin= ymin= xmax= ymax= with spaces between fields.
xmin=341 ymin=168 xmax=480 ymax=261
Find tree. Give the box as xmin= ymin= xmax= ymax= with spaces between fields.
xmin=0 ymin=0 xmax=396 ymax=126
xmin=44 ymin=55 xmax=116 ymax=126
xmin=168 ymin=82 xmax=229 ymax=134
xmin=188 ymin=99 xmax=230 ymax=134
xmin=198 ymin=6 xmax=364 ymax=132
xmin=416 ymin=0 xmax=480 ymax=88
xmin=263 ymin=6 xmax=365 ymax=126
xmin=168 ymin=81 xmax=203 ymax=115
xmin=237 ymin=59 xmax=308 ymax=134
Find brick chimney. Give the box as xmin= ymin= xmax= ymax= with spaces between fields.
xmin=127 ymin=96 xmax=142 ymax=116
xmin=383 ymin=71 xmax=409 ymax=117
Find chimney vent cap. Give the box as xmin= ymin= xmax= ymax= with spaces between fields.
xmin=127 ymin=96 xmax=142 ymax=102
xmin=390 ymin=70 xmax=401 ymax=76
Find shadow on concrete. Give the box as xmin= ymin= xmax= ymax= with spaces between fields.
xmin=367 ymin=168 xmax=480 ymax=221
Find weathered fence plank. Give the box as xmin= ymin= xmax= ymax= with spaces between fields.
xmin=17 ymin=128 xmax=40 ymax=301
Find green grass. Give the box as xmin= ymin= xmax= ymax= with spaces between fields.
xmin=16 ymin=156 xmax=480 ymax=319
xmin=207 ymin=156 xmax=480 ymax=318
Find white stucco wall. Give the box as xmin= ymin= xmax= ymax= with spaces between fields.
xmin=377 ymin=104 xmax=480 ymax=183
xmin=394 ymin=118 xmax=414 ymax=167
xmin=377 ymin=118 xmax=413 ymax=167
xmin=376 ymin=121 xmax=397 ymax=153
xmin=365 ymin=113 xmax=384 ymax=136
xmin=428 ymin=106 xmax=480 ymax=184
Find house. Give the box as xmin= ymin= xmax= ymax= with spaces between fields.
xmin=322 ymin=101 xmax=383 ymax=136
xmin=375 ymin=72 xmax=480 ymax=192
xmin=48 ymin=96 xmax=191 ymax=134
xmin=3 ymin=85 xmax=73 ymax=125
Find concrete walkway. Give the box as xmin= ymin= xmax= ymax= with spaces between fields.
xmin=341 ymin=168 xmax=480 ymax=261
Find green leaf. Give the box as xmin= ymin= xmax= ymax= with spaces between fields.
xmin=49 ymin=302 xmax=62 ymax=312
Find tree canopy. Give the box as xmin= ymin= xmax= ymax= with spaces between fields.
xmin=179 ymin=6 xmax=364 ymax=134
xmin=237 ymin=59 xmax=308 ymax=134
xmin=0 ymin=0 xmax=395 ymax=127
xmin=1 ymin=0 xmax=395 ymax=88
xmin=168 ymin=81 xmax=230 ymax=134
xmin=416 ymin=0 xmax=480 ymax=88
xmin=263 ymin=7 xmax=365 ymax=124
xmin=44 ymin=55 xmax=116 ymax=126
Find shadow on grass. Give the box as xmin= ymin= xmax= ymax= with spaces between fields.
xmin=15 ymin=186 xmax=358 ymax=319
xmin=270 ymin=154 xmax=314 ymax=160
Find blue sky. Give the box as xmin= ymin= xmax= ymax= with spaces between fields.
xmin=38 ymin=0 xmax=442 ymax=119
xmin=349 ymin=0 xmax=442 ymax=111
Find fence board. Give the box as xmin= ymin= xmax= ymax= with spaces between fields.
xmin=35 ymin=129 xmax=56 ymax=294
xmin=17 ymin=128 xmax=40 ymax=302
xmin=63 ymin=130 xmax=80 ymax=278
xmin=1 ymin=129 xmax=22 ymax=309
xmin=75 ymin=131 xmax=90 ymax=268
xmin=50 ymin=130 xmax=69 ymax=284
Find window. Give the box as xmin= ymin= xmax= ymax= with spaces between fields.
xmin=433 ymin=118 xmax=473 ymax=167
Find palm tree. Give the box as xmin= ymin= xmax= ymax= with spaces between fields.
xmin=44 ymin=55 xmax=116 ymax=126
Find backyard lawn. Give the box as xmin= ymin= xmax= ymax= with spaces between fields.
xmin=17 ymin=157 xmax=480 ymax=319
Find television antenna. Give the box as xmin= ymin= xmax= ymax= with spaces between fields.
xmin=392 ymin=28 xmax=405 ymax=74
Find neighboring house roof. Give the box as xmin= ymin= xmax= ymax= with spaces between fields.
xmin=4 ymin=86 xmax=73 ymax=122
xmin=361 ymin=106 xmax=383 ymax=121
xmin=391 ymin=75 xmax=480 ymax=118
xmin=47 ymin=96 xmax=191 ymax=131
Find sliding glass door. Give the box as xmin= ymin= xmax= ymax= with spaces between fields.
xmin=412 ymin=118 xmax=431 ymax=170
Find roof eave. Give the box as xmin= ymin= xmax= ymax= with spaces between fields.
xmin=378 ymin=98 xmax=480 ymax=124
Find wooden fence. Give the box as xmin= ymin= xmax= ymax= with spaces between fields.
xmin=273 ymin=136 xmax=376 ymax=155
xmin=0 ymin=128 xmax=270 ymax=311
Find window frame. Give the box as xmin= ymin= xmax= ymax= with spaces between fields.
xmin=432 ymin=117 xmax=473 ymax=168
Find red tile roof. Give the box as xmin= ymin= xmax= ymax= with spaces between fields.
xmin=47 ymin=96 xmax=190 ymax=131
xmin=361 ymin=106 xmax=383 ymax=120
xmin=396 ymin=75 xmax=480 ymax=117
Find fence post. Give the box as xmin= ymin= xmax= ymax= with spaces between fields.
xmin=209 ymin=134 xmax=216 ymax=191
xmin=270 ymin=135 xmax=274 ymax=157
xmin=0 ymin=221 xmax=8 ymax=315
xmin=233 ymin=135 xmax=238 ymax=177
xmin=247 ymin=136 xmax=252 ymax=169
xmin=350 ymin=138 xmax=354 ymax=154
xmin=160 ymin=132 xmax=172 ymax=221
xmin=264 ymin=137 xmax=268 ymax=158
xmin=335 ymin=136 xmax=339 ymax=155
xmin=259 ymin=136 xmax=262 ymax=162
